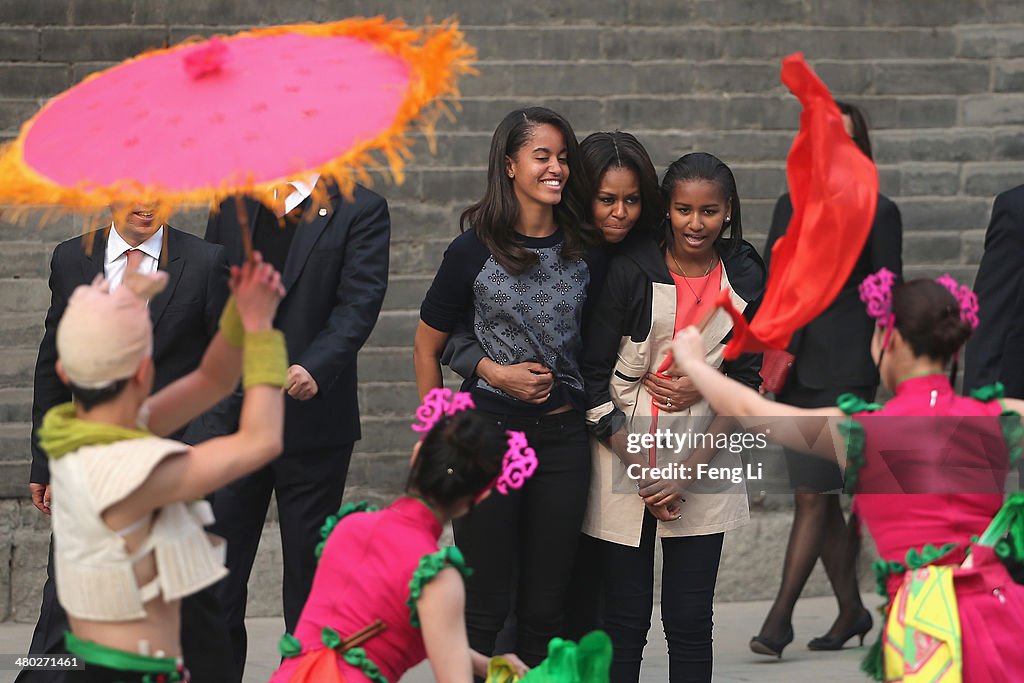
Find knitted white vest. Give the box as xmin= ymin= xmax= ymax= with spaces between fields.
xmin=50 ymin=437 xmax=227 ymax=621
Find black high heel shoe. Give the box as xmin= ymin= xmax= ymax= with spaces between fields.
xmin=749 ymin=625 xmax=794 ymax=659
xmin=807 ymin=609 xmax=873 ymax=650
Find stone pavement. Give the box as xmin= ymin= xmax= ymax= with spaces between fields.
xmin=0 ymin=593 xmax=877 ymax=682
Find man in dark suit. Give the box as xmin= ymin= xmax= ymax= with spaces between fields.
xmin=965 ymin=184 xmax=1024 ymax=396
xmin=204 ymin=178 xmax=390 ymax=679
xmin=21 ymin=205 xmax=233 ymax=683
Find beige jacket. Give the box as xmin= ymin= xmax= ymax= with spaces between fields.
xmin=583 ymin=271 xmax=751 ymax=547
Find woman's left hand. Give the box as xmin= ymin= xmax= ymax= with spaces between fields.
xmin=645 ymin=372 xmax=700 ymax=412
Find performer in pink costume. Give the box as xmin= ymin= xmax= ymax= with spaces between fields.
xmin=671 ymin=271 xmax=1024 ymax=682
xmin=271 ymin=389 xmax=612 ymax=683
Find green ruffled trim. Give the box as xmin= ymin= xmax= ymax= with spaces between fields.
xmin=315 ymin=501 xmax=379 ymax=559
xmin=1000 ymin=410 xmax=1023 ymax=467
xmin=968 ymin=382 xmax=1005 ymax=403
xmin=343 ymin=646 xmax=389 ymax=683
xmin=969 ymin=383 xmax=1024 ymax=467
xmin=978 ymin=492 xmax=1024 ymax=562
xmin=278 ymin=628 xmax=389 ymax=683
xmin=863 ymin=541 xmax=959 ymax=681
xmin=278 ymin=633 xmax=302 ymax=658
xmin=836 ymin=393 xmax=883 ymax=415
xmin=406 ymin=546 xmax=472 ymax=628
xmin=836 ymin=393 xmax=881 ymax=494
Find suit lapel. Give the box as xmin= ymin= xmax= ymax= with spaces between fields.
xmin=281 ymin=184 xmax=338 ymax=293
xmin=149 ymin=227 xmax=184 ymax=328
xmin=80 ymin=227 xmax=109 ymax=283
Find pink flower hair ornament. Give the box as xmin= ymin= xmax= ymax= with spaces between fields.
xmin=858 ymin=267 xmax=897 ymax=328
xmin=934 ymin=274 xmax=980 ymax=330
xmin=411 ymin=388 xmax=538 ymax=495
xmin=858 ymin=268 xmax=980 ymax=333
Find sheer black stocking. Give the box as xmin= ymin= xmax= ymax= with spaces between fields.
xmin=756 ymin=493 xmax=865 ymax=641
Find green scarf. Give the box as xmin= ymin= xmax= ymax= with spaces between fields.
xmin=38 ymin=403 xmax=151 ymax=460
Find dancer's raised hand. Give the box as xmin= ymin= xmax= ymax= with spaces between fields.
xmin=233 ymin=251 xmax=285 ymax=332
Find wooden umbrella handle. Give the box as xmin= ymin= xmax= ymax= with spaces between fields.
xmin=233 ymin=194 xmax=254 ymax=262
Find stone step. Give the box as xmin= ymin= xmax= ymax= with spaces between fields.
xmin=0 ymin=212 xmax=81 ymax=243
xmin=381 ymin=276 xmax=432 ymax=312
xmin=902 ymin=232 xmax=964 ymax=265
xmin=0 ymin=460 xmax=30 ymax=498
xmin=0 ymin=349 xmax=37 ymax=388
xmin=357 ymin=381 xmax=420 ymax=418
xmin=0 ymin=279 xmax=48 ymax=314
xmin=0 ymin=423 xmax=30 ymax=468
xmin=358 ymin=348 xmax=413 ymax=383
xmin=0 ymin=389 xmax=32 ymax=424
xmin=365 ymin=310 xmax=419 ymax=348
xmin=0 ymin=242 xmax=51 ymax=279
xmin=0 ymin=314 xmax=43 ymax=349
xmin=357 ymin=416 xmax=421 ymax=455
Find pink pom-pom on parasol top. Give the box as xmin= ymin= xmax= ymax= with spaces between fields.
xmin=182 ymin=37 xmax=228 ymax=80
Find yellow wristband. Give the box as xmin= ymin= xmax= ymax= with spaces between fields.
xmin=219 ymin=295 xmax=244 ymax=348
xmin=243 ymin=330 xmax=288 ymax=390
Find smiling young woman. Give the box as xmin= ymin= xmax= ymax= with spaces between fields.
xmin=412 ymin=107 xmax=605 ymax=667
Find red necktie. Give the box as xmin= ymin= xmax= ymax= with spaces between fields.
xmin=125 ymin=248 xmax=144 ymax=275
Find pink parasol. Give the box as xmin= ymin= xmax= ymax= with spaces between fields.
xmin=0 ymin=17 xmax=474 ymax=239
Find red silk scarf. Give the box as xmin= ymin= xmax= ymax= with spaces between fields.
xmin=719 ymin=53 xmax=878 ymax=360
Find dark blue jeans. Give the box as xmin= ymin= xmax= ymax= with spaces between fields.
xmin=453 ymin=409 xmax=591 ymax=666
xmin=599 ymin=511 xmax=724 ymax=683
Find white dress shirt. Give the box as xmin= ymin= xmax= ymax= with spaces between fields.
xmin=274 ymin=173 xmax=321 ymax=216
xmin=105 ymin=223 xmax=163 ymax=290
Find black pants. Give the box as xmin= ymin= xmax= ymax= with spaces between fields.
xmin=599 ymin=511 xmax=724 ymax=683
xmin=210 ymin=443 xmax=353 ymax=682
xmin=18 ymin=538 xmax=233 ymax=683
xmin=453 ymin=410 xmax=591 ymax=666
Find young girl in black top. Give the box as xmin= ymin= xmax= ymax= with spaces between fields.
xmin=413 ymin=107 xmax=603 ymax=666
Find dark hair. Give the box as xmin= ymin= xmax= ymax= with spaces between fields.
xmin=659 ymin=152 xmax=742 ymax=256
xmin=891 ymin=279 xmax=973 ymax=363
xmin=70 ymin=379 xmax=129 ymax=411
xmin=407 ymin=411 xmax=508 ymax=507
xmin=580 ymin=131 xmax=661 ymax=243
xmin=460 ymin=107 xmax=592 ymax=274
xmin=835 ymin=100 xmax=872 ymax=161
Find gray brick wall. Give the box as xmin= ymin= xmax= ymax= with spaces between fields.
xmin=1 ymin=0 xmax=1022 ymax=620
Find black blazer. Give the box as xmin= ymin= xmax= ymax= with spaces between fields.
xmin=204 ymin=182 xmax=390 ymax=449
xmin=965 ymin=184 xmax=1024 ymax=396
xmin=30 ymin=226 xmax=230 ymax=484
xmin=764 ymin=192 xmax=903 ymax=391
